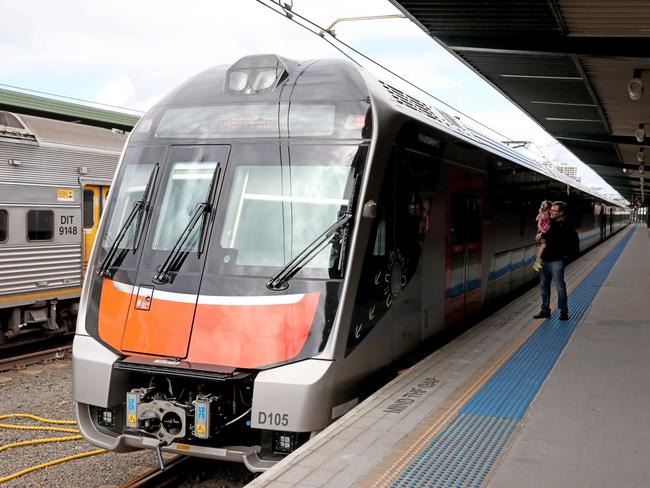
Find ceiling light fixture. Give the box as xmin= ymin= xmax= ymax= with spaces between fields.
xmin=628 ymin=69 xmax=644 ymax=101
xmin=500 ymin=74 xmax=582 ymax=80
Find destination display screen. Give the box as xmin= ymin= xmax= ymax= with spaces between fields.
xmin=156 ymin=104 xmax=280 ymax=138
xmin=149 ymin=101 xmax=370 ymax=139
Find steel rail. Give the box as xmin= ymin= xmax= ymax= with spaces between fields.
xmin=0 ymin=345 xmax=71 ymax=372
xmin=119 ymin=455 xmax=192 ymax=488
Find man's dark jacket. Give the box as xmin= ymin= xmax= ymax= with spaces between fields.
xmin=541 ymin=219 xmax=579 ymax=262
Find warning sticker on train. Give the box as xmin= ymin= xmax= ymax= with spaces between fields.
xmin=56 ymin=188 xmax=75 ymax=201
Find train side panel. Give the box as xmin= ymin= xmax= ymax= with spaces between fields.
xmin=0 ymin=112 xmax=124 ymax=344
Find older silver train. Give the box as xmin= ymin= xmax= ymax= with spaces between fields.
xmin=0 ymin=111 xmax=125 ymax=346
xmin=72 ymin=55 xmax=628 ymax=471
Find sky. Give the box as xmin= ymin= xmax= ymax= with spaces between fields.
xmin=0 ymin=0 xmax=621 ymax=197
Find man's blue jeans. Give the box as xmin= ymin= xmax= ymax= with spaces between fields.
xmin=540 ymin=260 xmax=568 ymax=314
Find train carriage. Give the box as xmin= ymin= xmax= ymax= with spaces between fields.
xmin=0 ymin=111 xmax=125 ymax=344
xmin=72 ymin=55 xmax=628 ymax=471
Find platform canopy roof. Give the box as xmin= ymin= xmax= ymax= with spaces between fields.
xmin=0 ymin=88 xmax=139 ymax=132
xmin=389 ymin=0 xmax=650 ymax=204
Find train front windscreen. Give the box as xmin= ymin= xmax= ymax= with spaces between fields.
xmin=89 ymin=98 xmax=371 ymax=368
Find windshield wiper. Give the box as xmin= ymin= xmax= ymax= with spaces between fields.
xmin=266 ymin=212 xmax=352 ymax=291
xmin=152 ymin=164 xmax=221 ymax=284
xmin=132 ymin=163 xmax=160 ymax=251
xmin=97 ymin=164 xmax=159 ymax=278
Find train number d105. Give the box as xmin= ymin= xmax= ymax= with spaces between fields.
xmin=258 ymin=411 xmax=289 ymax=427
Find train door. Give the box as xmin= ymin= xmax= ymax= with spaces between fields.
xmin=82 ymin=184 xmax=109 ymax=272
xmin=120 ymin=145 xmax=230 ymax=358
xmin=391 ymin=152 xmax=434 ymax=359
xmin=444 ymin=165 xmax=484 ymax=325
xmin=608 ymin=207 xmax=614 ymax=236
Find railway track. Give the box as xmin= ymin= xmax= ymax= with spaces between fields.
xmin=120 ymin=455 xmax=192 ymax=488
xmin=0 ymin=344 xmax=71 ymax=372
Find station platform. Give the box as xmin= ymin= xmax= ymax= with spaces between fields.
xmin=248 ymin=224 xmax=650 ymax=488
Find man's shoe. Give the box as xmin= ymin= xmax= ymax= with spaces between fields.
xmin=533 ymin=312 xmax=550 ymax=319
xmin=559 ymin=312 xmax=569 ymax=321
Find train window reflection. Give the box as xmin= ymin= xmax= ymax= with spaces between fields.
xmin=103 ymin=164 xmax=153 ymax=249
xmin=0 ymin=209 xmax=7 ymax=242
xmin=27 ymin=210 xmax=53 ymax=241
xmin=83 ymin=190 xmax=94 ymax=228
xmin=289 ymin=105 xmax=335 ymax=137
xmin=152 ymin=162 xmax=218 ymax=251
xmin=221 ymin=165 xmax=352 ymax=268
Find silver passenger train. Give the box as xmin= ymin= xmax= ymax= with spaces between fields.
xmin=72 ymin=55 xmax=628 ymax=471
xmin=0 ymin=111 xmax=125 ymax=346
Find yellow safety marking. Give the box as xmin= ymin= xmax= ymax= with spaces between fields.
xmin=367 ymin=231 xmax=628 ymax=487
xmin=370 ymin=321 xmax=542 ymax=487
xmin=127 ymin=414 xmax=136 ymax=425
xmin=196 ymin=424 xmax=205 ymax=434
xmin=0 ymin=288 xmax=81 ymax=303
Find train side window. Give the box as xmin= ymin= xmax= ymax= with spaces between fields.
xmin=83 ymin=190 xmax=94 ymax=228
xmin=0 ymin=210 xmax=7 ymax=242
xmin=27 ymin=210 xmax=54 ymax=241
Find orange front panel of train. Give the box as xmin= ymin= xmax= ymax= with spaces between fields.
xmin=98 ymin=278 xmax=132 ymax=350
xmin=187 ymin=292 xmax=320 ymax=368
xmin=121 ymin=292 xmax=196 ymax=358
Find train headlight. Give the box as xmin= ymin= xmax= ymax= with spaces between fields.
xmin=226 ymin=55 xmax=292 ymax=95
xmin=97 ymin=407 xmax=116 ymax=429
xmin=229 ymin=71 xmax=248 ymax=92
xmin=272 ymin=431 xmax=297 ymax=454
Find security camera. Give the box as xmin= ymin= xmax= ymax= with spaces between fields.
xmin=628 ymin=77 xmax=643 ymax=100
xmin=635 ymin=127 xmax=646 ymax=143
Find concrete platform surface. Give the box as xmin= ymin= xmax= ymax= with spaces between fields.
xmin=246 ymin=226 xmax=648 ymax=488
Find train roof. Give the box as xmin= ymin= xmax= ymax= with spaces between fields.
xmin=364 ymin=76 xmax=623 ymax=207
xmin=143 ymin=54 xmax=621 ymax=207
xmin=0 ymin=111 xmax=126 ymax=153
xmin=154 ymin=55 xmax=369 ymax=108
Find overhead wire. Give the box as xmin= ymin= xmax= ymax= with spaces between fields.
xmin=253 ymin=0 xmax=512 ymax=142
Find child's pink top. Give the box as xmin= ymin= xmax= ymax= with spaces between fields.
xmin=536 ymin=213 xmax=551 ymax=233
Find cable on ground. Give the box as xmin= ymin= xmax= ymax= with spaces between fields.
xmin=0 ymin=413 xmax=107 ymax=484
